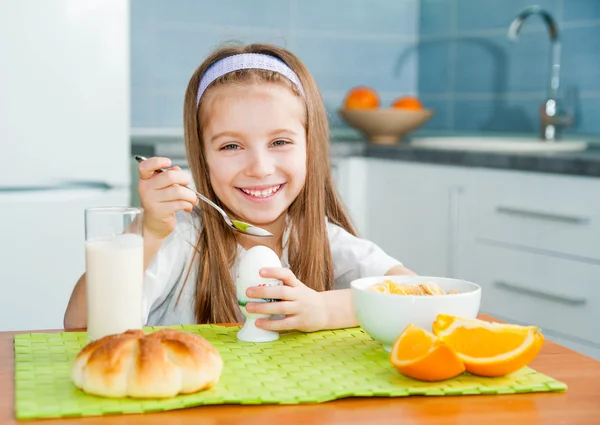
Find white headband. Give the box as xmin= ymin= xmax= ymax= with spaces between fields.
xmin=196 ymin=53 xmax=306 ymax=105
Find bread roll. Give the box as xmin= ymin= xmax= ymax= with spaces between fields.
xmin=71 ymin=328 xmax=223 ymax=398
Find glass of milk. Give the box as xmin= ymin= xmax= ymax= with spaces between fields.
xmin=84 ymin=207 xmax=144 ymax=340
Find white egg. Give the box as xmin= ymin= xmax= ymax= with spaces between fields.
xmin=237 ymin=245 xmax=282 ymax=281
xmin=236 ymin=245 xmax=283 ymax=307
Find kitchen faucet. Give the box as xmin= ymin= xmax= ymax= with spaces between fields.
xmin=508 ymin=5 xmax=571 ymax=141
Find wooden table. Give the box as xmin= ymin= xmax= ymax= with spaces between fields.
xmin=1 ymin=315 xmax=599 ymax=425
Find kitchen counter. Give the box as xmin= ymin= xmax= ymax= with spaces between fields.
xmin=1 ymin=315 xmax=599 ymax=425
xmin=131 ymin=127 xmax=600 ymax=178
xmin=363 ymin=143 xmax=600 ymax=178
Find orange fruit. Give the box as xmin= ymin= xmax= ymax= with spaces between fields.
xmin=391 ymin=96 xmax=423 ymax=110
xmin=432 ymin=314 xmax=544 ymax=377
xmin=343 ymin=86 xmax=380 ymax=109
xmin=390 ymin=324 xmax=465 ymax=382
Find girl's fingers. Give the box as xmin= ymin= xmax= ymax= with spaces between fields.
xmin=255 ymin=316 xmax=299 ymax=331
xmin=138 ymin=157 xmax=171 ymax=179
xmin=155 ymin=185 xmax=197 ymax=205
xmin=246 ymin=284 xmax=294 ymax=301
xmin=245 ymin=301 xmax=299 ymax=316
xmin=259 ymin=267 xmax=300 ymax=287
xmin=151 ymin=169 xmax=193 ymax=190
xmin=160 ymin=201 xmax=196 ymax=214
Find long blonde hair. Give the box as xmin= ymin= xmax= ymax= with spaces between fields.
xmin=182 ymin=43 xmax=356 ymax=324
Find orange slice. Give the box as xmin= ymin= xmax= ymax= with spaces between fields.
xmin=432 ymin=314 xmax=544 ymax=377
xmin=390 ymin=324 xmax=465 ymax=382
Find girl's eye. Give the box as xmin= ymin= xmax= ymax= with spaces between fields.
xmin=272 ymin=139 xmax=290 ymax=147
xmin=220 ymin=143 xmax=240 ymax=151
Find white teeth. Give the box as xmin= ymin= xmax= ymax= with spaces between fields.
xmin=241 ymin=185 xmax=281 ymax=198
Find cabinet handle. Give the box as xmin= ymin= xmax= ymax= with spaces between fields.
xmin=494 ymin=281 xmax=587 ymax=306
xmin=495 ymin=206 xmax=589 ymax=225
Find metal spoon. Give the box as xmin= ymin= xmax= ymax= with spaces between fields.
xmin=134 ymin=156 xmax=273 ymax=237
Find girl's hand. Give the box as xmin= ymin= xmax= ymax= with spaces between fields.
xmin=138 ymin=156 xmax=198 ymax=240
xmin=245 ymin=268 xmax=328 ymax=333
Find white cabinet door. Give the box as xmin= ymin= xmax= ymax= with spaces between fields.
xmin=0 ymin=0 xmax=130 ymax=187
xmin=0 ymin=187 xmax=130 ymax=332
xmin=364 ymin=158 xmax=467 ymax=277
xmin=332 ymin=157 xmax=369 ymax=237
xmin=469 ymin=169 xmax=600 ymax=260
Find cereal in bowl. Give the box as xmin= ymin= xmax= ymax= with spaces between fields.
xmin=368 ymin=280 xmax=459 ymax=296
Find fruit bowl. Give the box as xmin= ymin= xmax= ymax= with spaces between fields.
xmin=350 ymin=275 xmax=481 ymax=352
xmin=338 ymin=107 xmax=434 ymax=145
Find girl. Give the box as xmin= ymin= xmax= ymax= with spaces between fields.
xmin=64 ymin=43 xmax=415 ymax=333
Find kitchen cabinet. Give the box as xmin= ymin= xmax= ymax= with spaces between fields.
xmin=461 ymin=168 xmax=600 ymax=359
xmin=362 ymin=158 xmax=468 ymax=278
xmin=469 ymin=242 xmax=600 ymax=360
xmin=332 ymin=156 xmax=369 ymax=237
xmin=466 ymin=169 xmax=600 ymax=261
xmin=356 ymin=157 xmax=600 ymax=359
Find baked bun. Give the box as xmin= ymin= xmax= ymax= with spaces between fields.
xmin=71 ymin=328 xmax=223 ymax=398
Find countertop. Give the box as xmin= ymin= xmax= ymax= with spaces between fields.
xmin=130 ymin=127 xmax=600 ymax=178
xmin=1 ymin=315 xmax=599 ymax=424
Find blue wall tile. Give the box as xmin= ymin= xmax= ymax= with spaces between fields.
xmin=130 ymin=0 xmax=418 ymax=130
xmin=453 ymin=98 xmax=540 ymax=132
xmin=417 ymin=40 xmax=453 ymax=95
xmin=130 ymin=88 xmax=157 ymax=127
xmin=563 ymin=0 xmax=600 ymax=22
xmin=454 ymin=32 xmax=551 ymax=94
xmin=294 ymin=0 xmax=418 ymax=36
xmin=561 ymin=25 xmax=600 ymax=92
xmin=132 ymin=0 xmax=599 ymax=135
xmin=153 ymin=92 xmax=186 ymax=127
xmin=453 ymin=36 xmax=509 ymax=94
xmin=415 ymin=98 xmax=453 ymax=131
xmin=294 ymin=37 xmax=417 ymax=94
xmin=566 ymin=98 xmax=600 ymax=135
xmin=456 ymin=0 xmax=560 ymax=33
xmin=420 ymin=0 xmax=454 ymax=37
xmin=150 ymin=28 xmax=291 ymax=89
xmin=140 ymin=0 xmax=291 ymax=29
xmin=420 ymin=0 xmax=600 ymax=136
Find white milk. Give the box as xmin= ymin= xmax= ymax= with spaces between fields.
xmin=85 ymin=233 xmax=144 ymax=340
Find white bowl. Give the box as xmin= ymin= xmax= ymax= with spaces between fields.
xmin=350 ymin=275 xmax=481 ymax=352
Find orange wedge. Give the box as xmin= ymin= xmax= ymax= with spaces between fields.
xmin=432 ymin=314 xmax=544 ymax=377
xmin=390 ymin=324 xmax=465 ymax=382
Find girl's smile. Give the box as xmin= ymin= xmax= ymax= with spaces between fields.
xmin=237 ymin=183 xmax=285 ymax=201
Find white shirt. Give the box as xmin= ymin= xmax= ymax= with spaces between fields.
xmin=142 ymin=211 xmax=402 ymax=326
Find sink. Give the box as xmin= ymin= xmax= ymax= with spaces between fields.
xmin=409 ymin=137 xmax=588 ymax=153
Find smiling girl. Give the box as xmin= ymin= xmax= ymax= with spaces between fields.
xmin=64 ymin=43 xmax=415 ymax=332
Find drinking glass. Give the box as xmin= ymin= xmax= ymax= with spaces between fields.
xmin=84 ymin=207 xmax=144 ymax=340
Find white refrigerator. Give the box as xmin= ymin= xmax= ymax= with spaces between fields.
xmin=0 ymin=0 xmax=131 ymax=331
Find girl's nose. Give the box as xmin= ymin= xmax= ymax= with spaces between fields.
xmin=244 ymin=149 xmax=275 ymax=178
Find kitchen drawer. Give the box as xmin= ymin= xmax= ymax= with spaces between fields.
xmin=471 ymin=242 xmax=600 ymax=345
xmin=471 ymin=169 xmax=600 ymax=260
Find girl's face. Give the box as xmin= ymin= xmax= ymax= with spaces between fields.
xmin=202 ymin=83 xmax=307 ymax=230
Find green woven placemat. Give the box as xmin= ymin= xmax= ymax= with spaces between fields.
xmin=14 ymin=324 xmax=567 ymax=420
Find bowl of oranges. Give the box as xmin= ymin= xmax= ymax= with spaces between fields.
xmin=338 ymin=86 xmax=434 ymax=145
xmin=350 ymin=275 xmax=481 ymax=352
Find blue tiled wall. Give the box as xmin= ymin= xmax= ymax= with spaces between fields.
xmin=418 ymin=0 xmax=600 ymax=136
xmin=131 ymin=0 xmax=419 ymax=129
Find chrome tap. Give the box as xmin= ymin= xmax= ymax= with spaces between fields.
xmin=508 ymin=5 xmax=571 ymax=141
